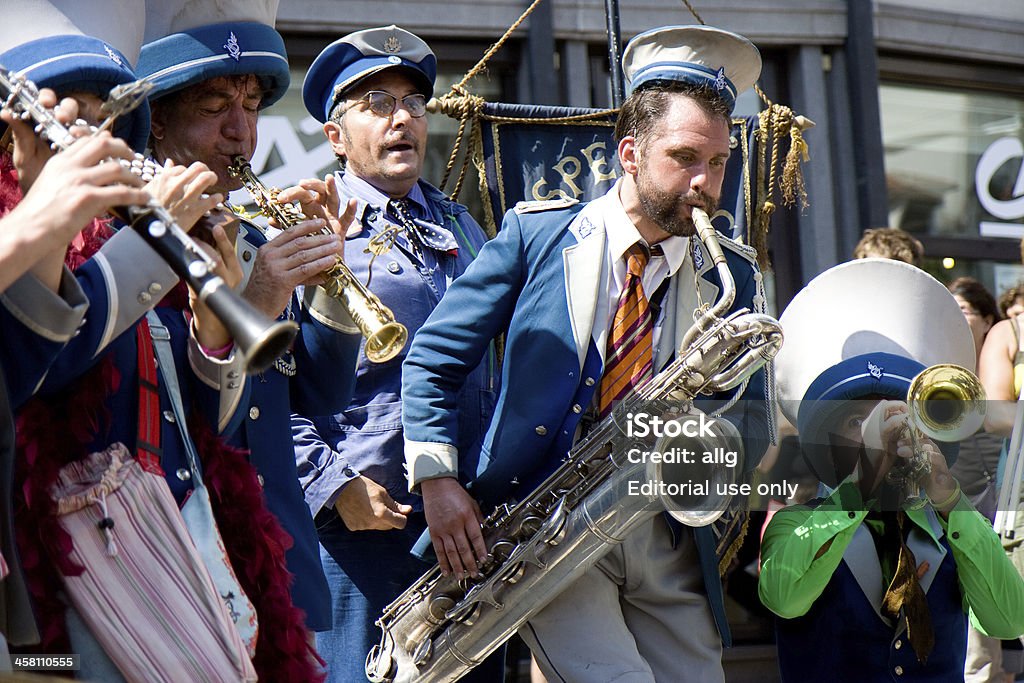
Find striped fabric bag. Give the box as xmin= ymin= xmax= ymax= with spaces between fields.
xmin=50 ymin=442 xmax=257 ymax=682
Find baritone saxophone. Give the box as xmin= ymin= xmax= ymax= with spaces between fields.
xmin=228 ymin=157 xmax=408 ymax=363
xmin=365 ymin=207 xmax=784 ymax=682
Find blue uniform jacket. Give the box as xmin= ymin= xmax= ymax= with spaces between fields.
xmin=402 ymin=198 xmax=771 ymax=644
xmin=220 ymin=221 xmax=361 ymax=631
xmin=1 ymin=269 xmax=88 ymax=408
xmin=36 ymin=227 xmax=244 ymax=446
xmin=293 ymin=177 xmax=498 ymax=519
xmin=0 ymin=267 xmax=87 ymax=645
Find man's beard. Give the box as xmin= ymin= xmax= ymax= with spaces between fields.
xmin=636 ymin=167 xmax=719 ymax=237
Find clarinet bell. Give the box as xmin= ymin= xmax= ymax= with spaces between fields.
xmin=199 ymin=281 xmax=298 ymax=373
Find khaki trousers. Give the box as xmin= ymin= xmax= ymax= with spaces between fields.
xmin=518 ymin=515 xmax=722 ymax=683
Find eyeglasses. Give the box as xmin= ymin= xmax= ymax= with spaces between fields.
xmin=345 ymin=90 xmax=428 ymax=119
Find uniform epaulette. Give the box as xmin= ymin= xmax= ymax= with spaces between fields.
xmin=717 ymin=233 xmax=759 ymax=264
xmin=513 ymin=196 xmax=580 ymax=214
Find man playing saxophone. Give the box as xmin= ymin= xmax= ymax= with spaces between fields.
xmin=401 ymin=25 xmax=772 ymax=683
xmin=291 ymin=25 xmax=500 ymax=683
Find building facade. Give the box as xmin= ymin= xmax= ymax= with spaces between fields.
xmin=249 ymin=0 xmax=1024 ymax=312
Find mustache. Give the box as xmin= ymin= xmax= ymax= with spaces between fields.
xmin=382 ymin=132 xmax=420 ymax=148
xmin=681 ymin=190 xmax=718 ymax=215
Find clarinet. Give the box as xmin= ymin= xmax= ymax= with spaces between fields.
xmin=0 ymin=67 xmax=297 ymax=373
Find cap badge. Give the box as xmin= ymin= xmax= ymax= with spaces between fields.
xmin=867 ymin=361 xmax=883 ymax=380
xmin=384 ymin=35 xmax=402 ymax=54
xmin=224 ymin=32 xmax=242 ymax=61
xmin=712 ymin=67 xmax=728 ymax=94
xmin=103 ymin=45 xmax=122 ymax=66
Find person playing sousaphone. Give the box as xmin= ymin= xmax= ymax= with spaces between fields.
xmin=760 ymin=258 xmax=1024 ymax=682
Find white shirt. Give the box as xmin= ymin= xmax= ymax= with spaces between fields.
xmin=592 ymin=181 xmax=691 ymax=367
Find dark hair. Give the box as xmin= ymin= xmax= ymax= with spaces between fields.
xmin=614 ymin=80 xmax=731 ymax=152
xmin=949 ymin=276 xmax=1000 ymax=324
xmin=852 ymin=227 xmax=924 ymax=267
xmin=999 ymin=281 xmax=1024 ymax=317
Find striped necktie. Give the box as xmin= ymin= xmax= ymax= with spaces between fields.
xmin=598 ymin=243 xmax=654 ymax=418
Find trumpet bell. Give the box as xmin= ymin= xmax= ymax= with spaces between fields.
xmin=365 ymin=321 xmax=410 ymax=364
xmin=908 ymin=363 xmax=986 ymax=442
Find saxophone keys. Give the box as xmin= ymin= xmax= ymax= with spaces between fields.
xmin=427 ymin=593 xmax=458 ymax=622
xmin=446 ymin=599 xmax=483 ymax=624
xmin=412 ymin=638 xmax=433 ymax=667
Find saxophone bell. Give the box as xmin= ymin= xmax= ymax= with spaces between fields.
xmin=648 ymin=410 xmax=742 ymax=527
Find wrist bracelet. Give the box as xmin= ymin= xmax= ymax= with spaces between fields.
xmin=929 ymin=481 xmax=961 ymax=510
xmin=200 ymin=340 xmax=234 ymax=358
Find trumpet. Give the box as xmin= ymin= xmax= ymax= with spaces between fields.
xmin=0 ymin=67 xmax=298 ymax=373
xmin=894 ymin=363 xmax=986 ymax=507
xmin=227 ymin=157 xmax=409 ymax=363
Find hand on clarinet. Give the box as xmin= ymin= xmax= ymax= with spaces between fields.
xmin=143 ymin=160 xmax=223 ymax=232
xmin=189 ymin=223 xmax=243 ymax=356
xmin=3 ymin=88 xmax=98 ymax=189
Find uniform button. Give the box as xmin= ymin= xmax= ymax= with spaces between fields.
xmin=242 ymin=250 xmax=253 ymax=262
xmin=227 ymin=381 xmax=238 ymax=389
xmin=343 ymin=466 xmax=355 ymax=477
xmin=249 ymin=406 xmax=260 ymax=420
xmin=227 ymin=371 xmax=239 ymax=379
xmin=848 ymin=511 xmax=856 ymax=518
xmin=388 ymin=261 xmax=401 ymax=274
xmin=176 ymin=468 xmax=191 ymax=481
xmin=572 ymin=404 xmax=583 ymax=414
xmin=257 ymin=474 xmax=265 ymax=487
xmin=148 ymin=282 xmax=163 ymax=295
xmin=137 ymin=291 xmax=152 ymax=304
xmin=894 ymin=639 xmax=902 ymax=650
xmin=894 ymin=665 xmax=904 ymax=676
xmin=584 ymin=377 xmax=596 ymax=387
xmin=535 ymin=425 xmax=548 ymax=436
xmin=162 ymin=410 xmax=176 ymax=424
xmin=951 ymin=531 xmax=960 ymax=540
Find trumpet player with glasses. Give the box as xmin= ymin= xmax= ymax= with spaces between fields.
xmin=399 ymin=26 xmax=773 ymax=683
xmin=760 ymin=258 xmax=1024 ymax=682
xmin=136 ymin=1 xmax=364 ymax=678
xmin=291 ymin=25 xmax=500 ymax=683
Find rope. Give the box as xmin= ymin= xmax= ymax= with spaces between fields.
xmin=439 ymin=115 xmax=469 ymax=192
xmin=452 ymin=0 xmax=545 ymax=93
xmin=681 ymin=0 xmax=705 ymax=25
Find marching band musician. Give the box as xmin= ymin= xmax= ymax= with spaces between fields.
xmin=0 ymin=6 xmax=146 ymax=649
xmin=760 ymin=259 xmax=1024 ymax=682
xmin=291 ymin=26 xmax=500 ymax=682
xmin=136 ymin=1 xmax=363 ymax=679
xmin=401 ymin=25 xmax=772 ymax=682
xmin=1 ymin=0 xmax=236 ymax=658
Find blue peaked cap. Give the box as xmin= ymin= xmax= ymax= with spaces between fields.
xmin=136 ymin=21 xmax=289 ymax=107
xmin=0 ymin=34 xmax=150 ymax=152
xmin=303 ymin=25 xmax=436 ymax=123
